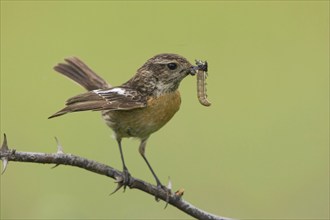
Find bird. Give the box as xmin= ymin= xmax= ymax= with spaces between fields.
xmin=49 ymin=53 xmax=199 ymax=193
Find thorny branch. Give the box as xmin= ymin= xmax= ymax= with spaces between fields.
xmin=0 ymin=134 xmax=232 ymax=220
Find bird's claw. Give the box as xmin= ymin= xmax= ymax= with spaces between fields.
xmin=110 ymin=169 xmax=131 ymax=195
xmin=155 ymin=184 xmax=172 ymax=208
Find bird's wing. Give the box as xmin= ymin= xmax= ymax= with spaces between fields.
xmin=49 ymin=87 xmax=147 ymax=118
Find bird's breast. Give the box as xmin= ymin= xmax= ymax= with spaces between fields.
xmin=102 ymin=90 xmax=181 ymax=139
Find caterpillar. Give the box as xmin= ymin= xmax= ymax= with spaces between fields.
xmin=195 ymin=60 xmax=211 ymax=107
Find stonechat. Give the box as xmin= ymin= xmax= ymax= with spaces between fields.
xmin=49 ymin=53 xmax=201 ymax=191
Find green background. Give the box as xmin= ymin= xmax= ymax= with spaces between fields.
xmin=1 ymin=1 xmax=329 ymax=219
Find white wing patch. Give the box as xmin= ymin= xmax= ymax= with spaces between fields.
xmin=94 ymin=88 xmax=126 ymax=95
xmin=110 ymin=88 xmax=126 ymax=95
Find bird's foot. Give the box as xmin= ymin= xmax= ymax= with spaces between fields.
xmin=110 ymin=168 xmax=131 ymax=195
xmin=155 ymin=183 xmax=172 ymax=208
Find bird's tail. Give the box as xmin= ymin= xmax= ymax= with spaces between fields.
xmin=53 ymin=57 xmax=111 ymax=91
xmin=49 ymin=57 xmax=111 ymax=118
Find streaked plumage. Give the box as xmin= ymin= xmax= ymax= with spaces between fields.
xmin=49 ymin=54 xmax=196 ymax=191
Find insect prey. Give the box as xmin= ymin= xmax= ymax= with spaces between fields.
xmin=195 ymin=60 xmax=211 ymax=107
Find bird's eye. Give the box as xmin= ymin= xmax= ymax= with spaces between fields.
xmin=167 ymin=63 xmax=177 ymax=70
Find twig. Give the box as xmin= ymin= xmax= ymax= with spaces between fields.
xmin=0 ymin=134 xmax=232 ymax=220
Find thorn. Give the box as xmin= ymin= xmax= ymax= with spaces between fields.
xmin=109 ymin=176 xmax=124 ymax=195
xmin=1 ymin=158 xmax=8 ymax=175
xmin=163 ymin=176 xmax=172 ymax=209
xmin=51 ymin=137 xmax=64 ymax=169
xmin=114 ymin=175 xmax=123 ymax=183
xmin=163 ymin=191 xmax=171 ymax=209
xmin=1 ymin=134 xmax=9 ymax=174
xmin=51 ymin=164 xmax=60 ymax=169
xmin=54 ymin=137 xmax=64 ymax=154
xmin=1 ymin=134 xmax=9 ymax=152
xmin=167 ymin=176 xmax=172 ymax=191
xmin=164 ymin=199 xmax=169 ymax=209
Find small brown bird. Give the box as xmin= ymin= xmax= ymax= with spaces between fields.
xmin=49 ymin=53 xmax=199 ymax=191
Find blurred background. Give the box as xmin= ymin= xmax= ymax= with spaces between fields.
xmin=1 ymin=1 xmax=329 ymax=219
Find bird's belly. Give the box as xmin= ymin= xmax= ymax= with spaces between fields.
xmin=102 ymin=91 xmax=181 ymax=139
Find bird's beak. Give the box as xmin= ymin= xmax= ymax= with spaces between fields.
xmin=188 ymin=60 xmax=208 ymax=76
xmin=188 ymin=66 xmax=198 ymax=75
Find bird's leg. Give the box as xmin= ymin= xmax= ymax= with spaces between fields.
xmin=111 ymin=138 xmax=131 ymax=194
xmin=139 ymin=138 xmax=171 ymax=202
xmin=118 ymin=138 xmax=131 ymax=186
